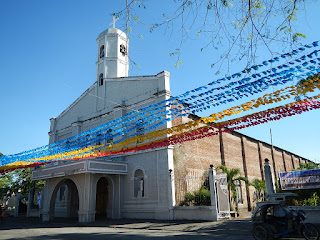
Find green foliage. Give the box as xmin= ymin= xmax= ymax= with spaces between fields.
xmin=183 ymin=192 xmax=195 ymax=205
xmin=193 ymin=187 xmax=211 ymax=206
xmin=295 ymin=73 xmax=320 ymax=101
xmin=286 ymin=189 xmax=320 ymax=207
xmin=180 ymin=187 xmax=211 ymax=206
xmin=180 ymin=194 xmax=192 ymax=206
xmin=301 ymin=192 xmax=320 ymax=206
xmin=250 ymin=178 xmax=266 ymax=202
xmin=296 ymin=162 xmax=320 ymax=171
xmin=12 ymin=168 xmax=45 ymax=195
xmin=113 ymin=0 xmax=308 ymax=69
xmin=0 ymin=173 xmax=14 ymax=196
xmin=0 ymin=152 xmax=14 ymax=196
xmin=174 ymin=60 xmax=183 ymax=68
xmin=0 ymin=167 xmax=45 ymax=198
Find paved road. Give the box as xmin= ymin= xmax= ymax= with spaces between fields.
xmin=0 ymin=217 xmax=303 ymax=240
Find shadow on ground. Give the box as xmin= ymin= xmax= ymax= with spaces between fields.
xmin=0 ymin=216 xmax=251 ymax=232
xmin=0 ymin=216 xmax=254 ymax=240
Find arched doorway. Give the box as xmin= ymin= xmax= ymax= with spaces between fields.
xmin=49 ymin=179 xmax=79 ymax=220
xmin=95 ymin=177 xmax=109 ymax=219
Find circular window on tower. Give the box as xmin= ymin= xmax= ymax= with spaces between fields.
xmin=120 ymin=44 xmax=127 ymax=56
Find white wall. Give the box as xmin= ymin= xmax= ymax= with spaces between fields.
xmin=51 ymin=71 xmax=171 ymax=143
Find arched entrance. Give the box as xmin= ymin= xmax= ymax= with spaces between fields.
xmin=49 ymin=179 xmax=79 ymax=220
xmin=95 ymin=177 xmax=109 ymax=219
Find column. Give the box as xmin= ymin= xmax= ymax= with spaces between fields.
xmin=257 ymin=142 xmax=264 ymax=180
xmin=41 ymin=181 xmax=51 ymax=222
xmin=219 ymin=131 xmax=226 ymax=165
xmin=71 ymin=121 xmax=82 ymax=136
xmin=241 ymin=136 xmax=251 ymax=211
xmin=14 ymin=192 xmax=21 ymax=217
xmin=291 ymin=155 xmax=295 ymax=170
xmin=26 ymin=188 xmax=35 ymax=218
xmin=78 ymin=173 xmax=96 ymax=223
xmin=282 ymin=151 xmax=287 ymax=172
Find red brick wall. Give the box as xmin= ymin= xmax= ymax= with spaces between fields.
xmin=243 ymin=137 xmax=262 ymax=209
xmin=172 ymin=115 xmax=309 ymax=211
xmin=292 ymin=155 xmax=300 ymax=169
xmin=274 ymin=148 xmax=285 ymax=175
xmin=283 ymin=151 xmax=293 ymax=171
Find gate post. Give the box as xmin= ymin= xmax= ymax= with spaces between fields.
xmin=26 ymin=188 xmax=35 ymax=217
xmin=264 ymin=158 xmax=276 ymax=195
xmin=209 ymin=165 xmax=218 ymax=221
xmin=168 ymin=169 xmax=175 ymax=220
xmin=14 ymin=191 xmax=21 ymax=217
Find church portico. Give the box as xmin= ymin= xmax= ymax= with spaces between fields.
xmin=32 ymin=159 xmax=127 ymax=222
xmin=50 ymin=178 xmax=79 ymax=220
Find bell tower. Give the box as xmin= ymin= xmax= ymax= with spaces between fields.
xmin=96 ymin=21 xmax=129 ymax=86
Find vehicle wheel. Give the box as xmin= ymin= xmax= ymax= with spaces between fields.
xmin=302 ymin=224 xmax=319 ymax=240
xmin=253 ymin=225 xmax=270 ymax=240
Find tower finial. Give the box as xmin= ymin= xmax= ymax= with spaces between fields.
xmin=109 ymin=15 xmax=119 ymax=28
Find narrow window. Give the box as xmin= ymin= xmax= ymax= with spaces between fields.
xmin=99 ymin=73 xmax=104 ymax=86
xmin=96 ymin=134 xmax=102 ymax=146
xmin=136 ymin=120 xmax=144 ymax=143
xmin=106 ymin=129 xmax=113 ymax=144
xmin=85 ymin=134 xmax=90 ymax=147
xmin=134 ymin=169 xmax=145 ymax=198
xmin=95 ymin=134 xmax=102 ymax=152
xmin=100 ymin=45 xmax=105 ymax=58
xmin=119 ymin=44 xmax=126 ymax=56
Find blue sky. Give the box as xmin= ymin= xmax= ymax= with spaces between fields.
xmin=1 ymin=0 xmax=320 ymax=163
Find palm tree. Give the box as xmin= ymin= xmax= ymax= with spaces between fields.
xmin=218 ymin=165 xmax=248 ymax=212
xmin=250 ymin=178 xmax=266 ymax=202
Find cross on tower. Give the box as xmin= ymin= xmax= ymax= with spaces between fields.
xmin=109 ymin=15 xmax=119 ymax=28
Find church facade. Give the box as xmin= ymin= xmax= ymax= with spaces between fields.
xmin=32 ymin=28 xmax=175 ymax=222
xmin=32 ymin=27 xmax=309 ymax=222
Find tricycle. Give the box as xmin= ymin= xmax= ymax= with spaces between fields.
xmin=251 ymin=198 xmax=319 ymax=240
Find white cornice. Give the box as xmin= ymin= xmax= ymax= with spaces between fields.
xmin=56 ymin=82 xmax=97 ymax=120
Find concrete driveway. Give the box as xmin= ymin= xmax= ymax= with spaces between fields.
xmin=0 ymin=217 xmax=304 ymax=240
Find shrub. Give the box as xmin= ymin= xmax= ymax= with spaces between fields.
xmin=180 ymin=192 xmax=195 ymax=206
xmin=286 ymin=189 xmax=320 ymax=206
xmin=180 ymin=187 xmax=211 ymax=206
xmin=301 ymin=192 xmax=319 ymax=206
xmin=194 ymin=187 xmax=211 ymax=206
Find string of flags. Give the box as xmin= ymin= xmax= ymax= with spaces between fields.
xmin=2 ymin=93 xmax=319 ymax=174
xmin=0 ymin=40 xmax=320 ymax=173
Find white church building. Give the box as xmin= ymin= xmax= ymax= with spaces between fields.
xmin=32 ymin=27 xmax=176 ymax=222
xmin=31 ymin=26 xmax=309 ymax=223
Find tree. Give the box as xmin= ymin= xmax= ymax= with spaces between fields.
xmin=296 ymin=73 xmax=320 ymax=101
xmin=297 ymin=162 xmax=319 ymax=170
xmin=0 ymin=173 xmax=14 ymax=197
xmin=0 ymin=153 xmax=13 ymax=197
xmin=115 ymin=0 xmax=310 ymax=71
xmin=8 ymin=168 xmax=45 ymax=196
xmin=250 ymin=178 xmax=266 ymax=202
xmin=218 ymin=164 xmax=248 ymax=212
xmin=0 ymin=155 xmax=45 ymax=199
